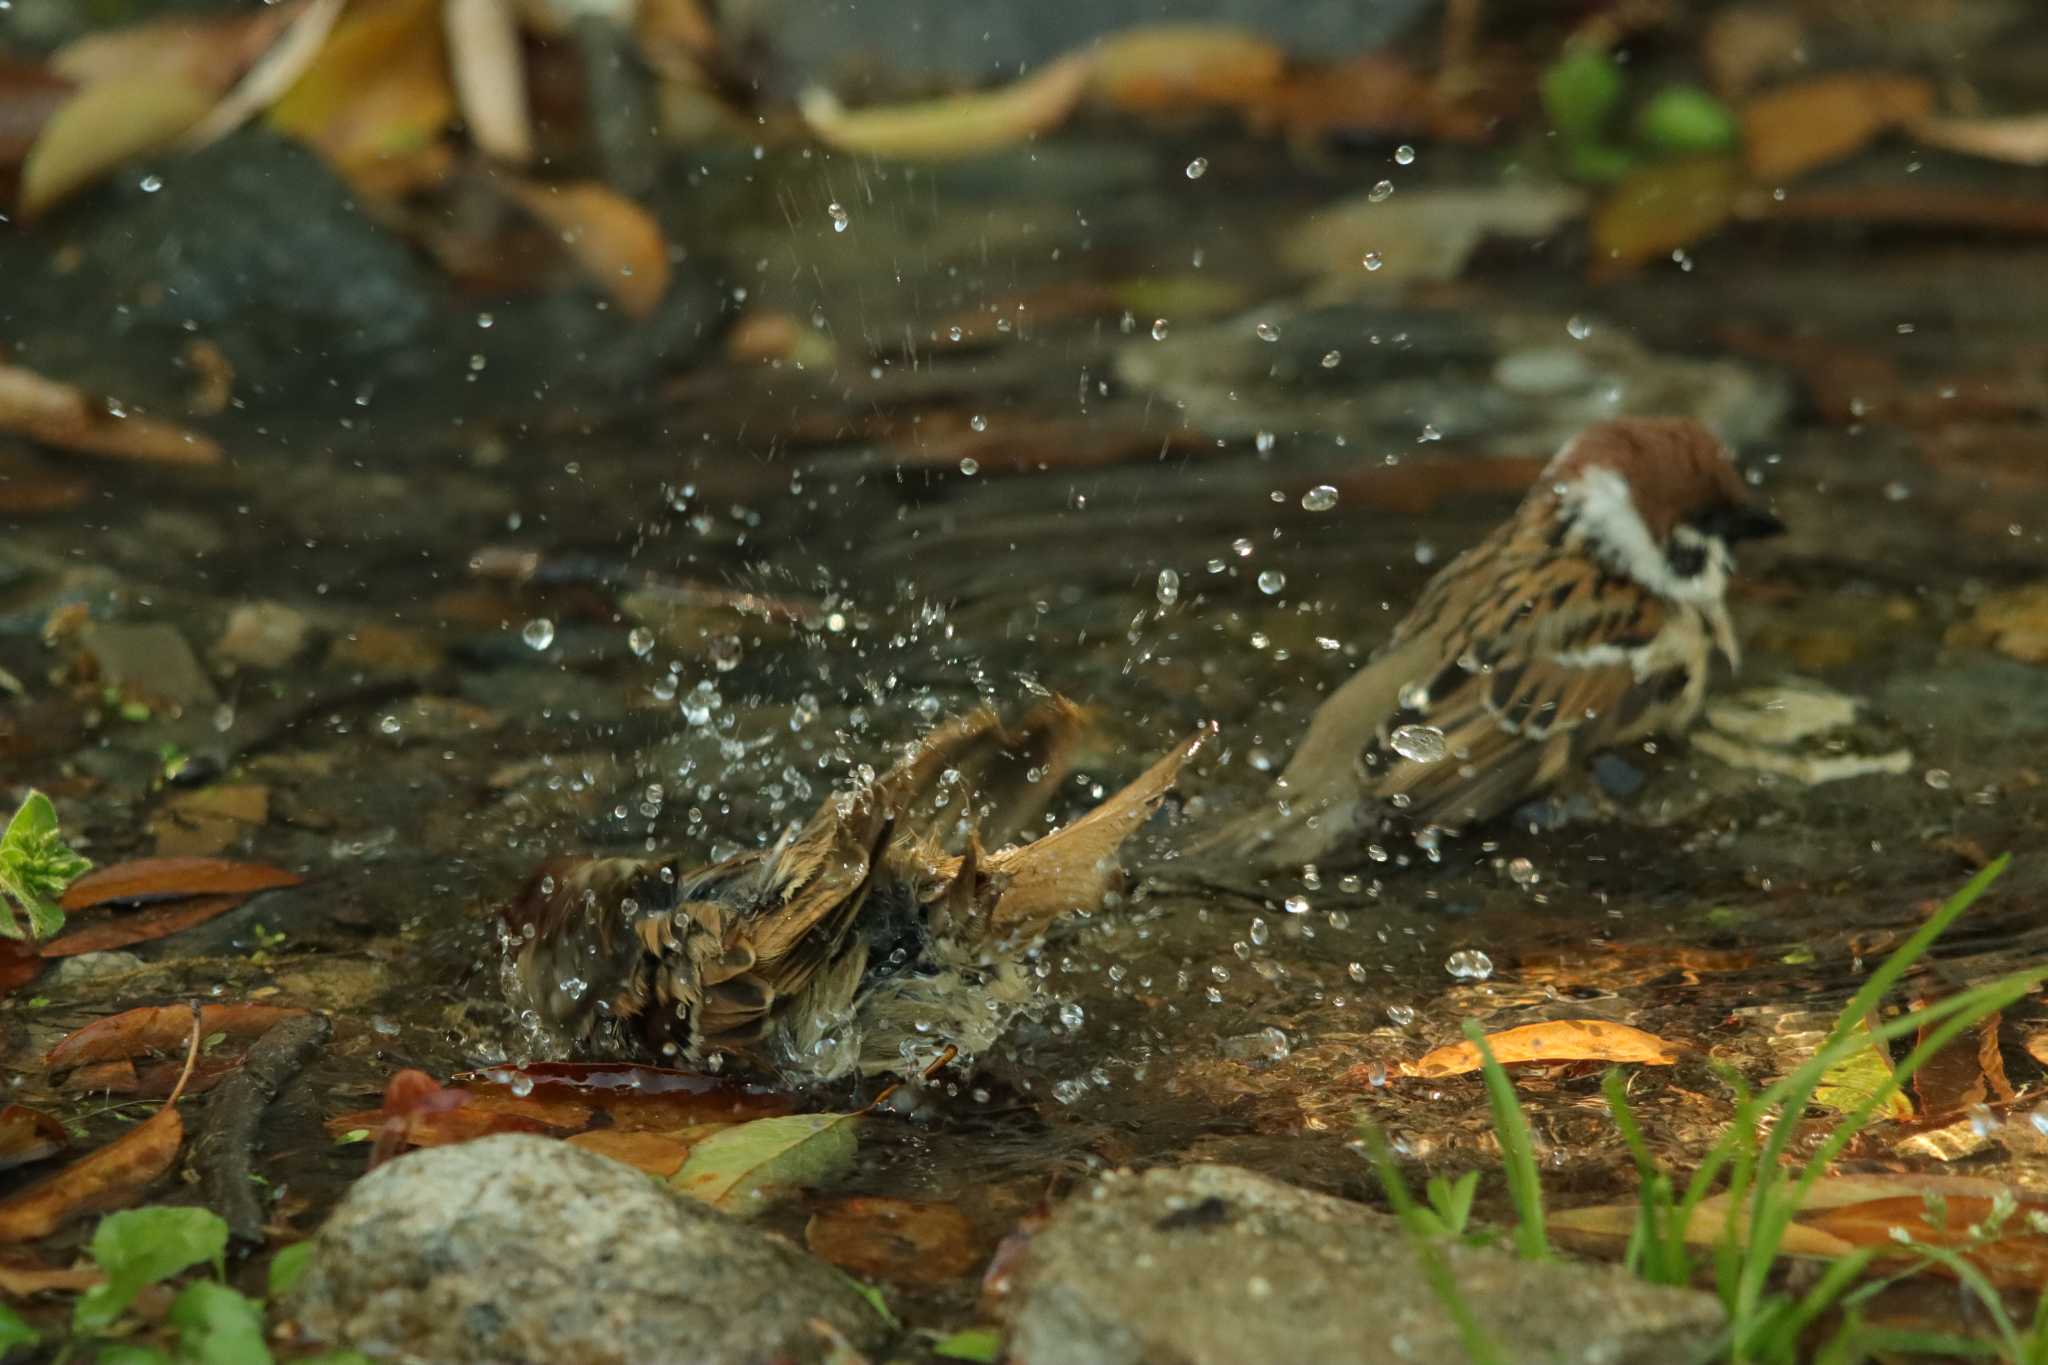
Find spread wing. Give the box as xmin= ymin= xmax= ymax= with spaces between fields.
xmin=1365 ymin=548 xmax=1703 ymax=829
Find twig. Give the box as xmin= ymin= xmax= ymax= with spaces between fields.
xmin=191 ymin=1013 xmax=331 ymax=1243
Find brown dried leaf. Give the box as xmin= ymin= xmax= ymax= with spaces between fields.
xmin=1808 ymin=1194 xmax=2048 ymax=1289
xmin=39 ymin=894 xmax=247 ymax=958
xmin=805 ymin=1196 xmax=980 ymax=1285
xmin=61 ymin=857 xmax=302 ymax=910
xmin=799 ymin=53 xmax=1092 ymax=161
xmin=1911 ymin=1002 xmax=1995 ymax=1119
xmin=444 ymin=0 xmax=532 ymax=164
xmin=0 ymin=1255 xmax=103 ymax=1295
xmin=1590 ymin=156 xmax=1743 ymax=277
xmin=504 ymin=180 xmax=670 ymax=319
xmin=1402 ymin=1020 xmax=1683 ymax=1080
xmin=267 ymin=0 xmax=453 ymax=193
xmin=1087 ymin=25 xmax=1284 ymax=115
xmin=0 ymin=363 xmax=222 ymax=464
xmin=565 ymin=1128 xmax=694 ymax=1177
xmin=1909 ymin=113 xmax=2048 ymax=167
xmin=46 ymin=1003 xmax=307 ymax=1070
xmin=452 ymin=1061 xmax=796 ymax=1129
xmin=0 ymin=58 xmax=74 ymax=167
xmin=0 ymin=1105 xmax=68 ymax=1173
xmin=1741 ymin=74 xmax=1934 ymax=182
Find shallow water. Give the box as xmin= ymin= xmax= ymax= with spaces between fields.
xmin=8 ymin=123 xmax=2048 ymax=1335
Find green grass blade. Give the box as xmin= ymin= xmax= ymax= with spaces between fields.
xmin=1461 ymin=1019 xmax=1549 ymax=1262
xmin=1603 ymin=1069 xmax=1690 ymax=1285
xmin=1361 ymin=1126 xmax=1506 ymax=1365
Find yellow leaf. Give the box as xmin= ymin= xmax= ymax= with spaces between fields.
xmin=19 ymin=78 xmax=213 ymax=219
xmin=1590 ymin=155 xmax=1742 ymax=277
xmin=1811 ymin=1015 xmax=1914 ymax=1121
xmin=268 ymin=0 xmax=452 ymax=188
xmin=798 ymin=53 xmax=1092 ymax=161
xmin=1404 ymin=1019 xmax=1683 ymax=1080
xmin=669 ymin=1112 xmax=859 ymax=1215
xmin=504 ymin=180 xmax=671 ymax=320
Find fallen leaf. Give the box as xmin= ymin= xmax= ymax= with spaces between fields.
xmin=1087 ymin=25 xmax=1284 ymax=116
xmin=147 ymin=785 xmax=270 ymax=859
xmin=179 ymin=0 xmax=346 ymax=151
xmin=1909 ymin=112 xmax=2048 ymax=167
xmin=39 ymin=894 xmax=246 ymax=958
xmin=18 ymin=78 xmax=212 ymax=218
xmin=1946 ymin=584 xmax=2048 ymax=665
xmin=47 ymin=1004 xmax=305 ymax=1070
xmin=0 ymin=1256 xmax=103 ymax=1296
xmin=1741 ymin=73 xmax=1934 ymax=182
xmin=267 ymin=0 xmax=454 ymax=195
xmin=453 ymin=1061 xmax=795 ymax=1129
xmin=51 ymin=6 xmax=296 ymax=89
xmin=0 ymin=364 xmax=221 ymax=465
xmin=1808 ymin=1194 xmax=2048 ymax=1289
xmin=62 ymin=1055 xmax=242 ymax=1098
xmin=1701 ymin=6 xmax=1808 ymax=100
xmin=1911 ymin=1003 xmax=2000 ymax=1120
xmin=798 ymin=53 xmax=1092 ymax=161
xmin=1590 ymin=155 xmax=1743 ymax=276
xmin=444 ymin=0 xmax=532 ymax=164
xmin=1248 ymin=54 xmax=1485 ymax=146
xmin=60 ymin=858 xmax=301 ymax=911
xmin=503 ymin=180 xmax=670 ymax=319
xmin=0 ymin=58 xmax=74 ymax=167
xmin=565 ymin=1129 xmax=693 ymax=1177
xmin=0 ymin=1019 xmax=198 ymax=1241
xmin=670 ymin=1111 xmax=860 ymax=1214
xmin=0 ymin=1106 xmax=68 ymax=1173
xmin=0 ymin=942 xmax=41 ymax=996
xmin=1811 ymin=1015 xmax=1915 ymax=1122
xmin=1402 ymin=1019 xmax=1682 ymax=1080
xmin=805 ymin=1196 xmax=979 ymax=1285
xmin=1279 ymin=185 xmax=1585 ymax=290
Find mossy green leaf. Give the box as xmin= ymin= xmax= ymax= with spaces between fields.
xmin=669 ymin=1112 xmax=859 ymax=1215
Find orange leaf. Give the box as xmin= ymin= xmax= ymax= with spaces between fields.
xmin=46 ymin=1003 xmax=306 ymax=1070
xmin=504 ymin=180 xmax=671 ymax=320
xmin=1590 ymin=155 xmax=1742 ymax=277
xmin=1807 ymin=1194 xmax=2048 ymax=1289
xmin=1088 ymin=24 xmax=1285 ymax=115
xmin=453 ymin=1061 xmax=795 ymax=1129
xmin=1403 ymin=1020 xmax=1683 ymax=1080
xmin=1741 ymin=73 xmax=1934 ymax=182
xmin=798 ymin=53 xmax=1093 ymax=161
xmin=40 ymin=894 xmax=248 ymax=957
xmin=0 ymin=363 xmax=222 ymax=464
xmin=566 ymin=1129 xmax=693 ymax=1177
xmin=804 ymin=1196 xmax=980 ymax=1285
xmin=61 ymin=857 xmax=301 ymax=910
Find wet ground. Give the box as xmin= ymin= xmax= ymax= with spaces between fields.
xmin=7 ymin=125 xmax=2048 ymax=1338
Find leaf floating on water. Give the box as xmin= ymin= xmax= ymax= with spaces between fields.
xmin=41 ymin=894 xmax=249 ymax=958
xmin=1740 ymin=73 xmax=1933 ymax=182
xmin=798 ymin=53 xmax=1092 ymax=161
xmin=1811 ymin=1014 xmax=1914 ymax=1121
xmin=504 ymin=179 xmax=671 ymax=320
xmin=565 ymin=1129 xmax=695 ymax=1178
xmin=46 ymin=1004 xmax=307 ymax=1070
xmin=61 ymin=856 xmax=301 ymax=911
xmin=670 ymin=1111 xmax=860 ymax=1215
xmin=1402 ymin=1020 xmax=1683 ymax=1080
xmin=805 ymin=1196 xmax=980 ymax=1285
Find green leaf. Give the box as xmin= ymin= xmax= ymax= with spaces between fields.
xmin=840 ymin=1272 xmax=899 ymax=1329
xmin=76 ymin=1207 xmax=231 ymax=1334
xmin=1636 ymin=85 xmax=1739 ymax=154
xmin=669 ymin=1112 xmax=859 ymax=1215
xmin=266 ymin=1241 xmax=316 ymax=1300
xmin=0 ymin=790 xmax=90 ymax=943
xmin=932 ymin=1326 xmax=1004 ymax=1362
xmin=1542 ymin=45 xmax=1625 ymax=146
xmin=167 ymin=1279 xmax=271 ymax=1365
xmin=1810 ymin=1015 xmax=1914 ymax=1121
xmin=0 ymin=1305 xmax=39 ymax=1355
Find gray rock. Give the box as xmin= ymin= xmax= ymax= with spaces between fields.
xmin=1005 ymin=1164 xmax=1724 ymax=1365
xmin=285 ymin=1134 xmax=890 ymax=1365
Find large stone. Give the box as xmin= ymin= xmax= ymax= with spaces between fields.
xmin=284 ymin=1134 xmax=890 ymax=1365
xmin=1004 ymin=1164 xmax=1725 ymax=1365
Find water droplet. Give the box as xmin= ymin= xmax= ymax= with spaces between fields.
xmin=1321 ymin=350 xmax=1341 ymax=368
xmin=1566 ymin=315 xmax=1593 ymax=341
xmin=1507 ymin=857 xmax=1539 ymax=887
xmin=1348 ymin=962 xmax=1367 ymax=983
xmin=1283 ymin=894 xmax=1310 ymax=915
xmin=1368 ymin=179 xmax=1395 ymax=203
xmin=1254 ymin=431 xmax=1276 ymax=453
xmin=969 ymin=413 xmax=987 ymax=432
xmin=1257 ymin=569 xmax=1286 ymax=595
xmin=1446 ymin=949 xmax=1494 ymax=981
xmin=138 ymin=173 xmax=163 ymax=193
xmin=1156 ymin=568 xmax=1181 ymax=605
xmin=1387 ymin=1004 xmax=1416 ymax=1027
xmin=1150 ymin=318 xmax=1170 ymax=341
xmin=1052 ymin=1077 xmax=1088 ymax=1104
xmin=1255 ymin=321 xmax=1280 ymax=343
xmin=1301 ymin=484 xmax=1338 ymax=512
xmin=1059 ymin=1002 xmax=1085 ymax=1030
xmin=377 ymin=713 xmax=402 ymax=735
xmin=708 ymin=635 xmax=743 ymax=672
xmin=628 ymin=626 xmax=656 ymax=658
xmin=1362 ymin=251 xmax=1383 ymax=272
xmin=958 ymin=456 xmax=980 ymax=476
xmin=1394 ymin=145 xmax=1415 ymax=165
xmin=521 ymin=618 xmax=555 ymax=650
xmin=1924 ymin=768 xmax=1953 ymax=790
xmin=1232 ymin=537 xmax=1255 ymax=558
xmin=827 ymin=201 xmax=849 ymax=232
xmin=1185 ymin=157 xmax=1208 ymax=179
xmin=1390 ymin=725 xmax=1447 ymax=763
xmin=1248 ymin=916 xmax=1269 ymax=946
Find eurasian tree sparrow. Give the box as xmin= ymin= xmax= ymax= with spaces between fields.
xmin=1232 ymin=416 xmax=1784 ymax=867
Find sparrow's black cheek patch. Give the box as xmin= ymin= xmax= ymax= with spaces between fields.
xmin=1665 ymin=540 xmax=1708 ymax=577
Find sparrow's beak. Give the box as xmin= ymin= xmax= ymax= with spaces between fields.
xmin=1699 ymin=503 xmax=1786 ymax=543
